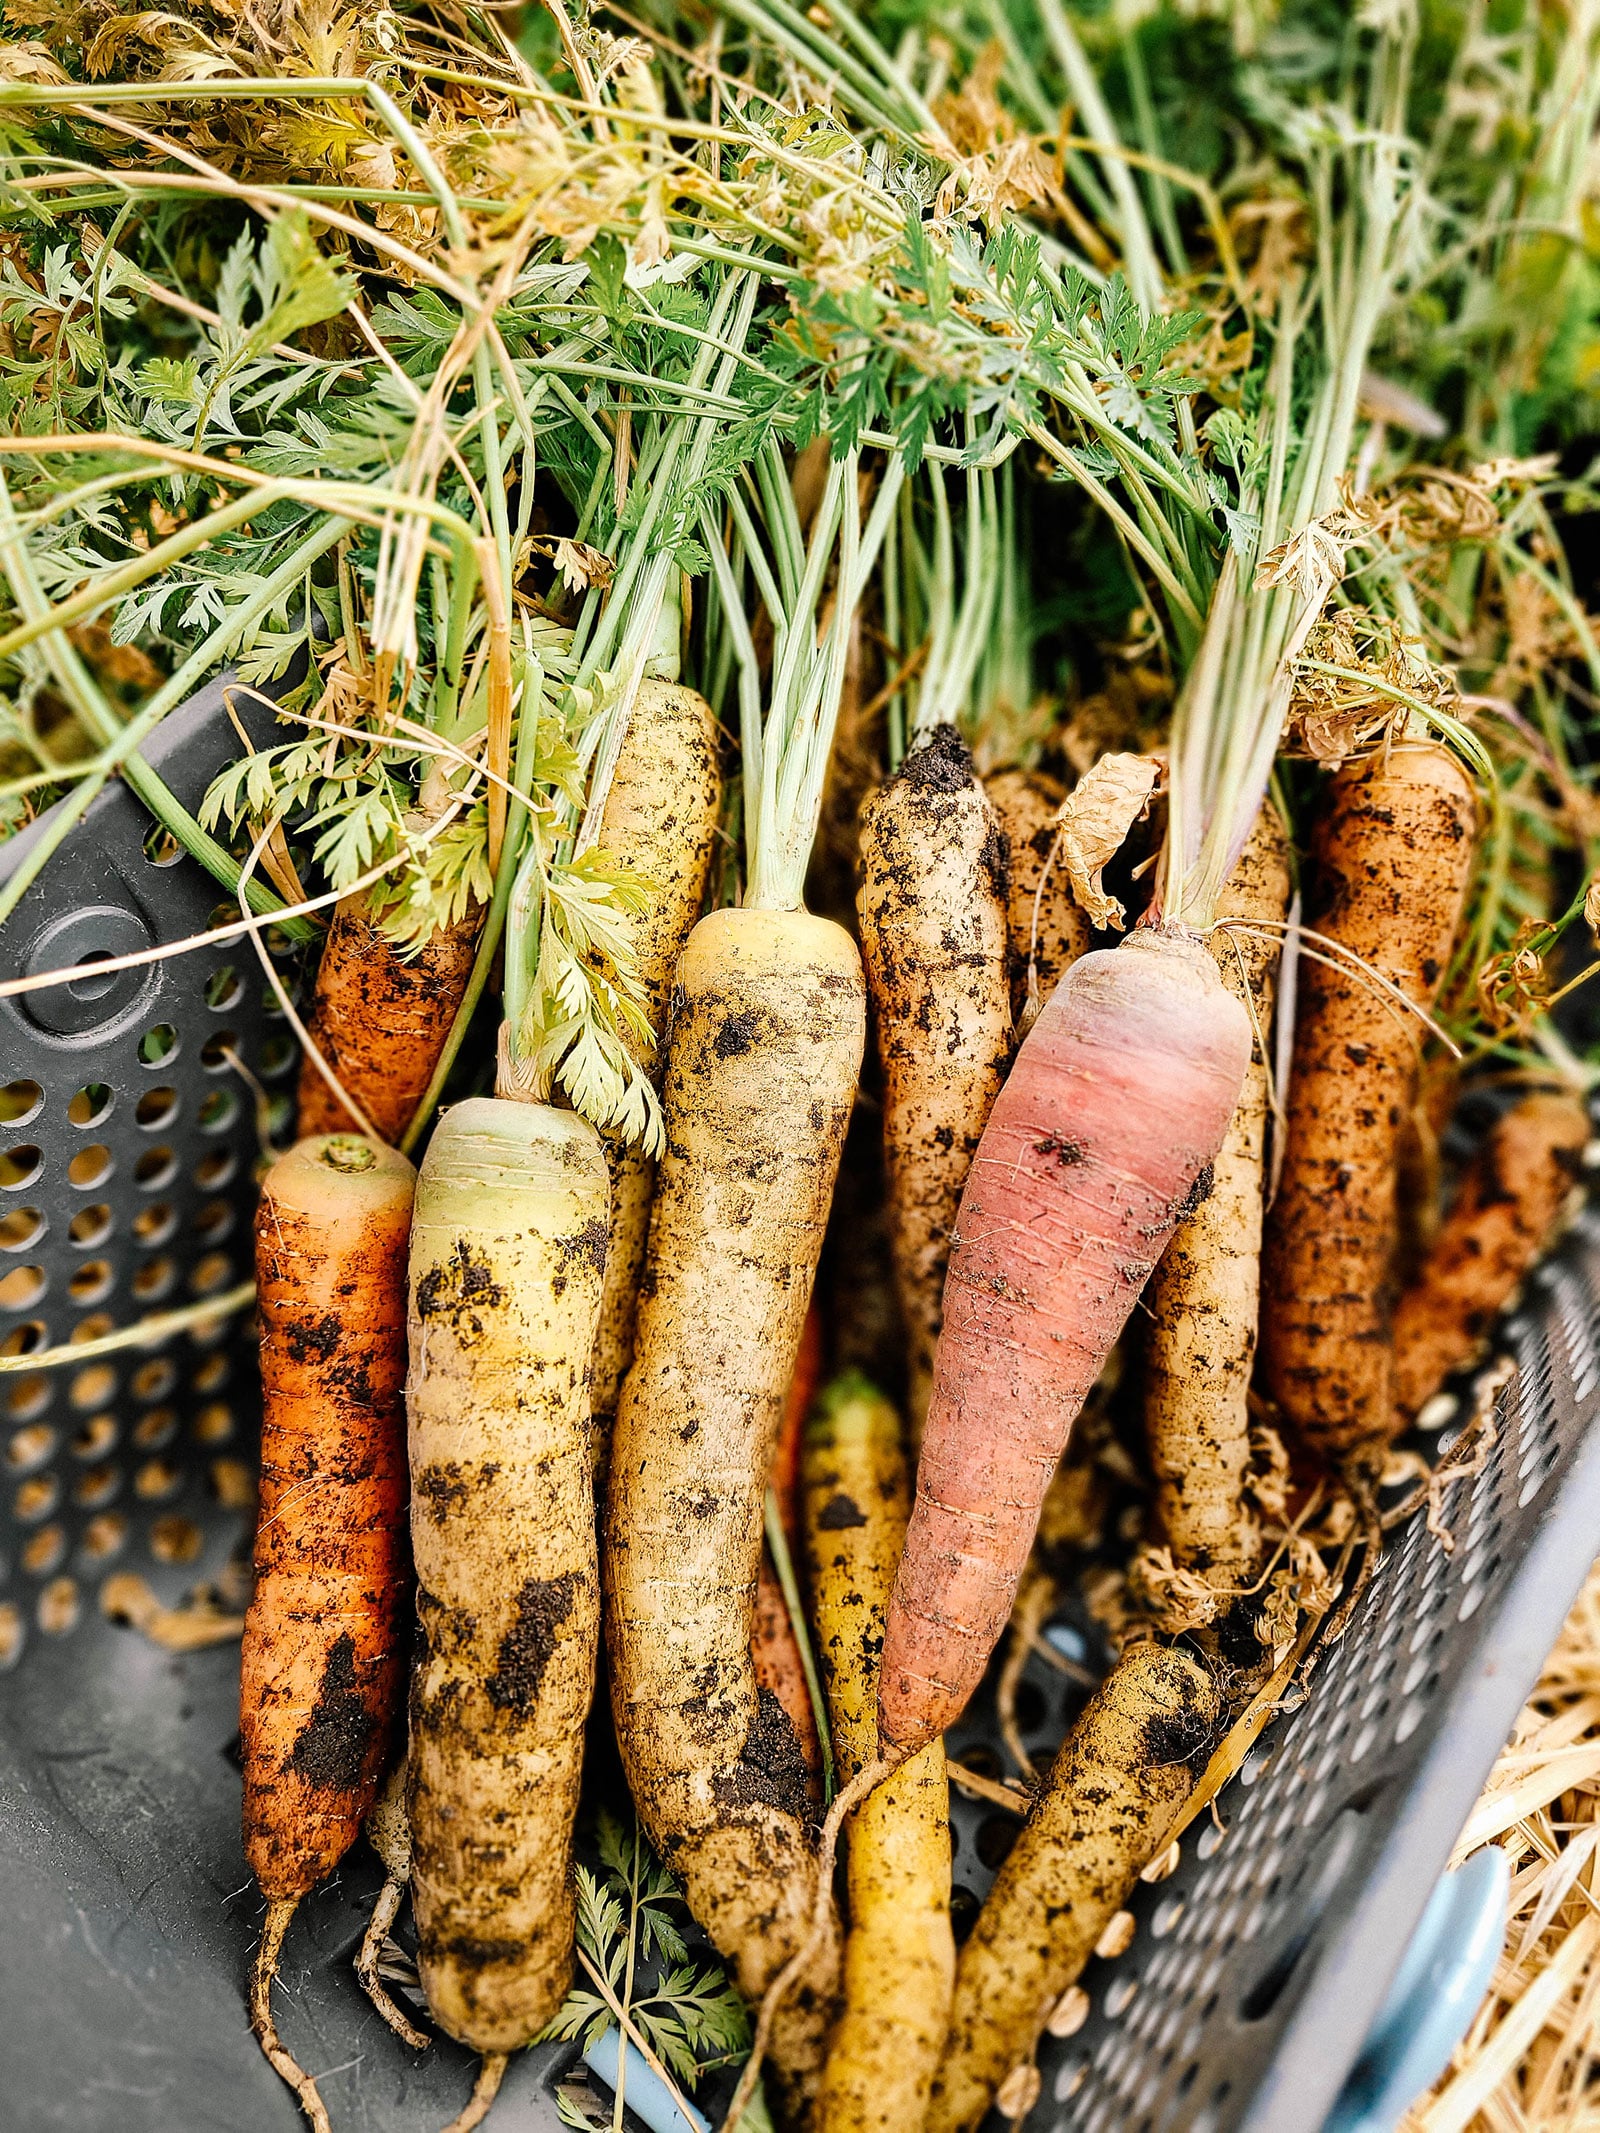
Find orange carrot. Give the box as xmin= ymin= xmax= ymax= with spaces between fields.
xmin=240 ymin=1133 xmax=415 ymax=2131
xmin=878 ymin=930 xmax=1251 ymax=1759
xmin=1391 ymin=1089 xmax=1588 ymax=1425
xmin=296 ymin=896 xmax=480 ymax=1145
xmin=1261 ymin=742 xmax=1477 ymax=1474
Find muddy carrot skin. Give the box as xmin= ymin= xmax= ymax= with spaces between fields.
xmin=242 ymin=1132 xmax=415 ymax=1901
xmin=1261 ymin=742 xmax=1477 ymax=1474
xmin=985 ymin=767 xmax=1089 ymax=1027
xmin=929 ymin=1644 xmax=1218 ymax=2133
xmin=803 ymin=1375 xmax=954 ymax=2133
xmin=858 ymin=725 xmax=1013 ymax=1437
xmin=589 ymin=680 xmax=723 ymax=1443
xmin=879 ymin=929 xmax=1251 ymax=1760
xmin=297 ymin=896 xmax=480 ymax=1144
xmin=1391 ymin=1090 xmax=1589 ymax=1424
xmin=1145 ymin=805 xmax=1291 ymax=1594
xmin=241 ymin=1132 xmax=415 ymax=2131
xmin=406 ymin=1097 xmax=609 ymax=2056
xmin=605 ymin=906 xmax=861 ymax=2120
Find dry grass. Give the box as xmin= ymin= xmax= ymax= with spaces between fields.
xmin=1404 ymin=1558 xmax=1600 ymax=2133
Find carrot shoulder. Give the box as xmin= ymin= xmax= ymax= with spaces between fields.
xmin=589 ymin=680 xmax=723 ymax=1442
xmin=297 ymin=895 xmax=480 ymax=1145
xmin=985 ymin=766 xmax=1089 ymax=1027
xmin=858 ymin=725 xmax=1012 ymax=1436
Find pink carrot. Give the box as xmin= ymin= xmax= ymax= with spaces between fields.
xmin=878 ymin=928 xmax=1251 ymax=1758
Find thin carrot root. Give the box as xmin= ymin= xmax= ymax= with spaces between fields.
xmin=354 ymin=1752 xmax=428 ymax=2045
xmin=296 ymin=895 xmax=481 ymax=1144
xmin=606 ymin=907 xmax=863 ymax=2119
xmin=928 ymin=1645 xmax=1220 ymax=2133
xmin=858 ymin=725 xmax=1012 ymax=1436
xmin=249 ymin=1897 xmax=332 ymax=2133
xmin=1261 ymin=742 xmax=1478 ymax=1478
xmin=985 ymin=767 xmax=1089 ymax=1030
xmin=881 ymin=928 xmax=1252 ymax=1760
xmin=803 ymin=1376 xmax=954 ymax=2133
xmin=441 ymin=2052 xmax=509 ymax=2133
xmin=1144 ymin=803 xmax=1291 ymax=1623
xmin=354 ymin=1874 xmax=429 ymax=2051
xmin=1391 ymin=1089 xmax=1589 ymax=1427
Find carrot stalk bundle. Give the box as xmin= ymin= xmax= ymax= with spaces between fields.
xmin=1144 ymin=804 xmax=1291 ymax=1604
xmin=589 ymin=680 xmax=724 ymax=1443
xmin=241 ymin=1133 xmax=416 ymax=2130
xmin=1391 ymin=1088 xmax=1589 ymax=1426
xmin=857 ymin=726 xmax=1012 ymax=1436
xmin=802 ymin=1375 xmax=954 ymax=2133
xmin=879 ymin=927 xmax=1252 ymax=1758
xmin=1261 ymin=741 xmax=1478 ymax=1477
xmin=296 ymin=896 xmax=481 ymax=1144
xmin=406 ymin=1095 xmax=610 ymax=2056
xmin=604 ymin=908 xmax=864 ymax=2116
xmin=928 ymin=1644 xmax=1219 ymax=2133
xmin=984 ymin=767 xmax=1090 ymax=1030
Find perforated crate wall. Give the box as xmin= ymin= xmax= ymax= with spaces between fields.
xmin=945 ymin=1207 xmax=1600 ymax=2133
xmin=0 ymin=675 xmax=304 ymax=1672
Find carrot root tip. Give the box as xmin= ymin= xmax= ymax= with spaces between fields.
xmin=441 ymin=2052 xmax=509 ymax=2133
xmin=355 ymin=1875 xmax=432 ymax=2053
xmin=250 ymin=1897 xmax=332 ymax=2133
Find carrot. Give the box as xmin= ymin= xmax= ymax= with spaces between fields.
xmin=928 ymin=1644 xmax=1218 ymax=2133
xmin=603 ymin=907 xmax=861 ymax=2118
xmin=1144 ymin=803 xmax=1291 ymax=1602
xmin=803 ymin=1374 xmax=954 ymax=2133
xmin=857 ymin=724 xmax=1012 ymax=1434
xmin=878 ymin=927 xmax=1252 ymax=1758
xmin=1391 ymin=1089 xmax=1589 ymax=1425
xmin=1261 ymin=741 xmax=1477 ymax=1477
xmin=241 ymin=1132 xmax=416 ymax=2132
xmin=355 ymin=1755 xmax=430 ymax=2051
xmin=590 ymin=680 xmax=724 ymax=1444
xmin=406 ymin=1094 xmax=609 ymax=2069
xmin=604 ymin=431 xmax=901 ymax=2118
xmin=296 ymin=895 xmax=480 ymax=1144
xmin=984 ymin=767 xmax=1089 ymax=1030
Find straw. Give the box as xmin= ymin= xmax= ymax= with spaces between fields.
xmin=1404 ymin=1558 xmax=1600 ymax=2132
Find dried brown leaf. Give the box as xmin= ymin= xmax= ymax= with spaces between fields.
xmin=1053 ymin=751 xmax=1161 ymax=931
